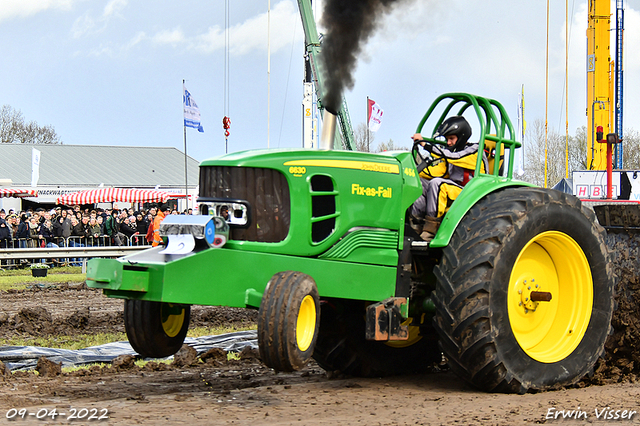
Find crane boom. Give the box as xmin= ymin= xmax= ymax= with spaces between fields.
xmin=297 ymin=0 xmax=356 ymax=150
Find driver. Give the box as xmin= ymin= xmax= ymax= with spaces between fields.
xmin=410 ymin=116 xmax=486 ymax=240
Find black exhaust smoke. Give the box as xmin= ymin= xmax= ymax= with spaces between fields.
xmin=319 ymin=0 xmax=405 ymax=113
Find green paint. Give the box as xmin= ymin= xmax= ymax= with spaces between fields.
xmin=87 ymin=93 xmax=528 ymax=320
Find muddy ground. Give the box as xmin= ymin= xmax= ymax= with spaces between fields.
xmin=0 ymin=283 xmax=257 ymax=340
xmin=1 ymin=271 xmax=640 ymax=425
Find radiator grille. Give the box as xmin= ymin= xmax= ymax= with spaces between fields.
xmin=199 ymin=166 xmax=290 ymax=242
xmin=310 ymin=175 xmax=336 ymax=243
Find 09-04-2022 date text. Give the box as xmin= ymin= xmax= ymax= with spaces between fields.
xmin=6 ymin=407 xmax=109 ymax=421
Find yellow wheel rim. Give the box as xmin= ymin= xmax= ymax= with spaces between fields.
xmin=507 ymin=231 xmax=593 ymax=363
xmin=161 ymin=303 xmax=185 ymax=338
xmin=296 ymin=295 xmax=317 ymax=352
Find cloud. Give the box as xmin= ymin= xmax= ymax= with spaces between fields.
xmin=624 ymin=7 xmax=640 ymax=73
xmin=230 ymin=0 xmax=299 ymax=56
xmin=125 ymin=31 xmax=147 ymax=49
xmin=87 ymin=43 xmax=114 ymax=57
xmin=0 ymin=0 xmax=75 ymax=22
xmin=103 ymin=0 xmax=127 ymax=18
xmin=152 ymin=28 xmax=186 ymax=47
xmin=75 ymin=0 xmax=299 ymax=58
xmin=150 ymin=0 xmax=299 ymax=56
xmin=71 ymin=12 xmax=96 ymax=39
xmin=71 ymin=0 xmax=128 ymax=39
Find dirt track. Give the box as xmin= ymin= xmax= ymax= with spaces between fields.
xmin=1 ymin=284 xmax=640 ymax=425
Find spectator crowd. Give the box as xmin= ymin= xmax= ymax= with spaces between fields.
xmin=0 ymin=204 xmax=192 ymax=268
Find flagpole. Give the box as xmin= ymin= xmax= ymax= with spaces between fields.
xmin=521 ymin=84 xmax=526 ymax=172
xmin=267 ymin=0 xmax=271 ymax=149
xmin=183 ymin=79 xmax=189 ymax=212
xmin=366 ymin=96 xmax=370 ymax=152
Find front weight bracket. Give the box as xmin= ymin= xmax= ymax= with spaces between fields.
xmin=365 ymin=297 xmax=409 ymax=341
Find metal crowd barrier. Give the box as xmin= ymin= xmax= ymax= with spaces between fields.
xmin=0 ymin=235 xmax=151 ymax=270
xmin=0 ymin=246 xmax=147 ymax=273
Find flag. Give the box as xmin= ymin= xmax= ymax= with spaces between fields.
xmin=516 ymin=85 xmax=525 ymax=176
xmin=519 ymin=85 xmax=526 ymax=139
xmin=183 ymin=84 xmax=204 ymax=132
xmin=31 ymin=148 xmax=41 ymax=187
xmin=367 ymin=98 xmax=383 ymax=132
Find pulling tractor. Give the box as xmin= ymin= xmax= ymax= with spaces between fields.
xmin=87 ymin=93 xmax=614 ymax=393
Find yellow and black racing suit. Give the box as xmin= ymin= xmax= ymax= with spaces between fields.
xmin=411 ymin=142 xmax=487 ymax=218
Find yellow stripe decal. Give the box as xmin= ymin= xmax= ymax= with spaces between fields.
xmin=283 ymin=159 xmax=399 ymax=174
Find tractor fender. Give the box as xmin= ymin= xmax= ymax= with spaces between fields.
xmin=428 ymin=175 xmax=536 ymax=248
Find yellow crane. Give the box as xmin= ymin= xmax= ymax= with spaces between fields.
xmin=586 ymin=0 xmax=614 ymax=170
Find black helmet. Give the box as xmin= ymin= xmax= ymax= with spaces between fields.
xmin=433 ymin=116 xmax=472 ymax=151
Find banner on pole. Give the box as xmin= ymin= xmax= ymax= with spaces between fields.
xmin=31 ymin=148 xmax=41 ymax=188
xmin=367 ymin=99 xmax=383 ymax=132
xmin=183 ymin=84 xmax=204 ymax=132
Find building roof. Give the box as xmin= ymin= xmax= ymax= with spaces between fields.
xmin=0 ymin=143 xmax=200 ymax=188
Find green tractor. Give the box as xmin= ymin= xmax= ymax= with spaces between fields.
xmin=87 ymin=93 xmax=614 ymax=393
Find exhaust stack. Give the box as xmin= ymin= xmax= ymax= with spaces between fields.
xmin=320 ymin=110 xmax=337 ymax=150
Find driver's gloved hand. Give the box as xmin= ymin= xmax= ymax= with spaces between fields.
xmin=421 ymin=143 xmax=435 ymax=154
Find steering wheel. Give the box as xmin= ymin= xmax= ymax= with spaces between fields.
xmin=412 ymin=139 xmax=447 ymax=176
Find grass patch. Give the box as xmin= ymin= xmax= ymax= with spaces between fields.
xmin=227 ymin=352 xmax=241 ymax=361
xmin=61 ymin=358 xmax=176 ymax=373
xmin=3 ymin=332 xmax=128 ymax=351
xmin=5 ymin=326 xmax=256 ymax=351
xmin=0 ymin=266 xmax=86 ymax=291
xmin=59 ymin=352 xmax=245 ymax=374
xmin=62 ymin=363 xmax=110 ymax=373
xmin=0 ymin=266 xmax=83 ymax=276
xmin=134 ymin=358 xmax=173 ymax=368
xmin=188 ymin=324 xmax=256 ymax=338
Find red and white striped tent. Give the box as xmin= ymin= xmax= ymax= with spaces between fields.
xmin=56 ymin=188 xmax=172 ymax=205
xmin=0 ymin=188 xmax=38 ymax=198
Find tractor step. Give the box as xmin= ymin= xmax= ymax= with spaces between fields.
xmin=410 ymin=240 xmax=430 ymax=250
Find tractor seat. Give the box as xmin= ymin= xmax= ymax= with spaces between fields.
xmin=484 ymin=139 xmax=505 ymax=176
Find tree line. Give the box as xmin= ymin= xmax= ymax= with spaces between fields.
xmin=352 ymin=118 xmax=640 ymax=188
xmin=0 ymin=105 xmax=61 ymax=144
xmin=6 ymin=101 xmax=638 ymax=186
xmin=521 ymin=119 xmax=640 ymax=188
xmin=353 ymin=122 xmax=408 ymax=153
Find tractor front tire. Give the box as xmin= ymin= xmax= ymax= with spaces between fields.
xmin=432 ymin=187 xmax=614 ymax=392
xmin=124 ymin=300 xmax=191 ymax=358
xmin=258 ymin=271 xmax=320 ymax=372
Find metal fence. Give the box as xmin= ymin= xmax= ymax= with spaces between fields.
xmin=0 ymin=234 xmax=150 ymax=270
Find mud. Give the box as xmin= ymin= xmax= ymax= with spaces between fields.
xmin=2 ymin=353 xmax=640 ymax=425
xmin=587 ymin=232 xmax=640 ymax=385
xmin=0 ymin=283 xmax=257 ymax=341
xmin=1 ymin=266 xmax=640 ymax=424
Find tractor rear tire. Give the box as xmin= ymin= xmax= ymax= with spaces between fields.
xmin=312 ymin=298 xmax=442 ymax=377
xmin=124 ymin=299 xmax=191 ymax=358
xmin=432 ymin=187 xmax=614 ymax=392
xmin=258 ymin=271 xmax=320 ymax=372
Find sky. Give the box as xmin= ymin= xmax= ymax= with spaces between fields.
xmin=0 ymin=0 xmax=639 ymax=166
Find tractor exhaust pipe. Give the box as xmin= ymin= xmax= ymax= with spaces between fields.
xmin=320 ymin=109 xmax=337 ymax=150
